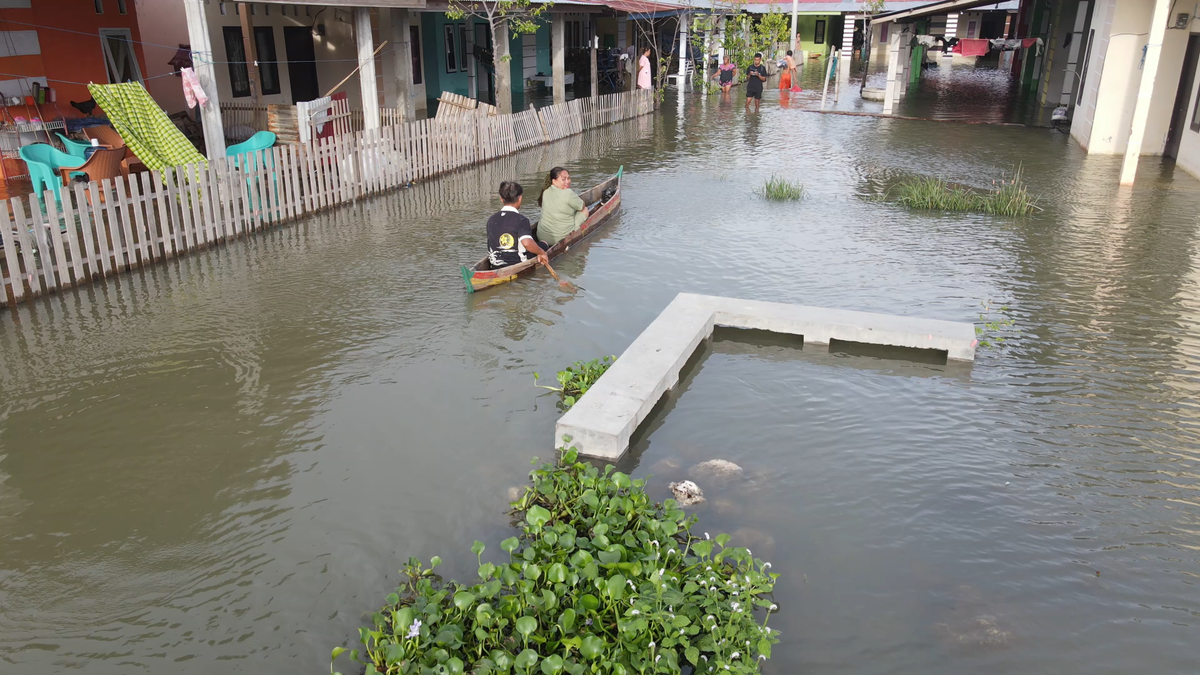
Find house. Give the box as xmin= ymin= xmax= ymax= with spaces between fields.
xmin=0 ymin=0 xmax=148 ymax=118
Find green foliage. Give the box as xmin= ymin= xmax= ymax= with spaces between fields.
xmin=446 ymin=0 xmax=550 ymax=36
xmin=755 ymin=10 xmax=790 ymax=52
xmin=888 ymin=168 xmax=1038 ymax=216
xmin=861 ymin=0 xmax=887 ymax=15
xmin=534 ymin=357 xmax=616 ymax=410
xmin=975 ymin=299 xmax=1015 ymax=348
xmin=755 ymin=175 xmax=805 ymax=201
xmin=332 ymin=447 xmax=781 ymax=675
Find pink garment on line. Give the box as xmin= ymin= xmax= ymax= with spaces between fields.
xmin=180 ymin=67 xmax=208 ymax=108
xmin=958 ymin=38 xmax=990 ymax=57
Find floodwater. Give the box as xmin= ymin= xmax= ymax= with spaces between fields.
xmin=3 ymin=89 xmax=1200 ymax=675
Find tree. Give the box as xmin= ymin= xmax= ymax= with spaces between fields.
xmin=631 ymin=14 xmax=686 ymax=103
xmin=447 ymin=0 xmax=553 ymax=114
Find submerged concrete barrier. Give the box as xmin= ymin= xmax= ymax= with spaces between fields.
xmin=555 ymin=293 xmax=976 ymax=460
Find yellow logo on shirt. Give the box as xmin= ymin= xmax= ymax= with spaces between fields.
xmin=499 ymin=233 xmax=515 ymax=249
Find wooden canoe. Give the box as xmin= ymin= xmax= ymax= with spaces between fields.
xmin=460 ymin=166 xmax=623 ymax=293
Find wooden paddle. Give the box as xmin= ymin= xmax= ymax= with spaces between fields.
xmin=540 ymin=259 xmax=582 ymax=291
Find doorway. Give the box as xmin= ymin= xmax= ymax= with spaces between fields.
xmin=474 ymin=23 xmax=494 ymax=105
xmin=1165 ymin=34 xmax=1200 ymax=159
xmin=283 ymin=26 xmax=320 ymax=103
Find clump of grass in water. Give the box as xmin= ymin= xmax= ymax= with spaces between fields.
xmin=890 ymin=168 xmax=1037 ymax=216
xmin=534 ymin=356 xmax=615 ymax=409
xmin=756 ymin=174 xmax=805 ymax=201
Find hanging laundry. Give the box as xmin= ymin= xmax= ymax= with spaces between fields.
xmin=180 ymin=67 xmax=208 ymax=108
xmin=1021 ymin=37 xmax=1040 ymax=50
xmin=958 ymin=38 xmax=990 ymax=57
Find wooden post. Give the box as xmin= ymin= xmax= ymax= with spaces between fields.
xmin=391 ymin=8 xmax=414 ymax=121
xmin=553 ymin=13 xmax=566 ymax=105
xmin=1120 ymin=0 xmax=1171 ymax=184
xmin=882 ymin=28 xmax=901 ymax=115
xmin=355 ymin=8 xmax=381 ymax=130
xmin=590 ymin=21 xmax=599 ymax=98
xmin=238 ymin=3 xmax=261 ymax=112
xmin=184 ymin=0 xmax=226 ymax=158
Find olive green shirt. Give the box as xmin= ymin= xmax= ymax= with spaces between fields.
xmin=538 ymin=186 xmax=587 ymax=246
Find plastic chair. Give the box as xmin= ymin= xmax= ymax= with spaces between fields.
xmin=59 ymin=147 xmax=126 ymax=184
xmin=19 ymin=143 xmax=84 ymax=202
xmin=227 ymin=131 xmax=277 ymax=210
xmin=226 ymin=131 xmax=276 ymax=159
xmin=666 ymin=60 xmax=694 ymax=88
xmin=56 ymin=132 xmax=92 ymax=158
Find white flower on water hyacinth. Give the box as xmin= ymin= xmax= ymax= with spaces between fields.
xmin=627 ymin=580 xmax=635 ymax=588
xmin=731 ymin=602 xmax=740 ymax=611
xmin=706 ymin=566 xmax=712 ymax=571
xmin=758 ymin=655 xmax=767 ymax=661
xmin=655 ymin=655 xmax=661 ymax=663
xmin=732 ymin=591 xmax=738 ymax=596
xmin=762 ymin=562 xmax=772 ymax=570
xmin=407 ymin=619 xmax=422 ymax=639
xmin=701 ymin=655 xmax=708 ymax=662
xmin=700 ymin=580 xmax=707 ymax=587
xmin=651 ymin=540 xmax=659 ymax=547
xmin=731 ymin=652 xmax=740 ymax=659
xmin=630 ymin=609 xmax=640 ymax=615
xmin=649 ymin=641 xmax=655 ymax=649
xmin=680 ymin=629 xmax=686 ymax=635
xmin=769 ymin=604 xmax=778 ymax=611
xmin=705 ymin=532 xmax=710 ymax=539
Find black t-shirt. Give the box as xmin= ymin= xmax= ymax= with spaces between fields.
xmin=487 ymin=208 xmax=534 ymax=267
xmin=746 ymin=64 xmax=767 ymax=92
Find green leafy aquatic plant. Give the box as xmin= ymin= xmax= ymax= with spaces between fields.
xmin=332 ymin=446 xmax=780 ymax=675
xmin=755 ymin=175 xmax=805 ymax=201
xmin=975 ymin=299 xmax=1015 ymax=348
xmin=534 ymin=357 xmax=616 ymax=409
xmin=888 ymin=167 xmax=1038 ymax=216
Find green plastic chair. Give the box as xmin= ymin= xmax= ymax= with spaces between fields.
xmin=56 ymin=132 xmax=92 ymax=158
xmin=226 ymin=130 xmax=276 ymax=159
xmin=227 ymin=131 xmax=277 ymax=210
xmin=19 ymin=143 xmax=84 ymax=202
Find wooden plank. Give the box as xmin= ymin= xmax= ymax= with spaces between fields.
xmin=126 ymin=173 xmax=155 ymax=265
xmin=287 ymin=144 xmax=302 ymax=219
xmin=10 ymin=198 xmax=40 ymax=298
xmin=27 ymin=194 xmax=57 ymax=292
xmin=184 ymin=164 xmax=207 ymax=248
xmin=33 ymin=193 xmax=66 ymax=290
xmin=71 ymin=183 xmax=100 ymax=277
xmin=57 ymin=185 xmax=86 ymax=284
xmin=86 ymin=182 xmax=114 ymax=276
xmin=0 ymin=199 xmax=24 ymax=304
xmin=163 ymin=166 xmax=188 ymax=253
xmin=148 ymin=171 xmax=175 ymax=260
xmin=108 ymin=177 xmax=137 ymax=268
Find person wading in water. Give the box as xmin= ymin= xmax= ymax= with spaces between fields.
xmin=745 ymin=53 xmax=767 ymax=112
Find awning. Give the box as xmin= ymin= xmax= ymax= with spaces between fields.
xmin=87 ymin=81 xmax=206 ymax=171
xmin=872 ymin=0 xmax=1020 ymax=23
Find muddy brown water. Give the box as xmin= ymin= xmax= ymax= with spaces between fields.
xmin=2 ymin=90 xmax=1199 ymax=674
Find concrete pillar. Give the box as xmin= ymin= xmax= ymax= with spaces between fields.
xmin=183 ymin=0 xmax=225 ymax=158
xmin=791 ymin=0 xmax=799 ymax=55
xmin=389 ymin=8 xmax=414 ymax=122
xmin=897 ymin=27 xmax=910 ymax=96
xmin=552 ymin=14 xmax=566 ymax=105
xmin=494 ymin=20 xmax=513 ymax=114
xmin=677 ymin=13 xmax=688 ymax=86
xmin=590 ymin=22 xmax=599 ymax=98
xmin=355 ymin=8 xmax=381 ymax=130
xmin=839 ymin=13 xmax=855 ymax=84
xmin=943 ymin=12 xmax=958 ymax=57
xmin=1119 ymin=0 xmax=1171 ymax=185
xmin=882 ymin=28 xmax=901 ymax=114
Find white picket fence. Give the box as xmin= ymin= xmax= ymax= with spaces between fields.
xmin=0 ymin=90 xmax=653 ymax=308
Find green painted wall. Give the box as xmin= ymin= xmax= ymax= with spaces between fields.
xmin=794 ymin=15 xmax=839 ymax=56
xmin=419 ymin=14 xmax=550 ymax=100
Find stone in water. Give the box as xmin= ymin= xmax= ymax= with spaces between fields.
xmin=689 ymin=459 xmax=744 ymax=479
xmin=668 ymin=480 xmax=705 ymax=505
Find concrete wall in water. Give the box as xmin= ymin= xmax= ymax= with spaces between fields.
xmin=1171 ymin=36 xmax=1200 ymax=178
xmin=1072 ymin=0 xmax=1189 ymax=155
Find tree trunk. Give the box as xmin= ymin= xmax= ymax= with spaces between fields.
xmin=493 ymin=19 xmax=513 ymax=114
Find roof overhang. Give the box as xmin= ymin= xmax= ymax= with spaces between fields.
xmin=256 ymin=0 xmax=427 ymax=6
xmin=872 ymin=0 xmax=1018 ymax=23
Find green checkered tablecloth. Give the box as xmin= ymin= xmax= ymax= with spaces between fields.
xmin=87 ymin=81 xmax=206 ymax=171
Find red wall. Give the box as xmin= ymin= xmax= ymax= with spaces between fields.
xmin=0 ymin=0 xmax=149 ymax=118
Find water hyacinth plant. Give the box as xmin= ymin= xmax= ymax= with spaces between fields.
xmin=888 ymin=167 xmax=1038 ymax=216
xmin=332 ymin=447 xmax=780 ymax=675
xmin=534 ymin=357 xmax=616 ymax=410
xmin=754 ymin=175 xmax=805 ymax=201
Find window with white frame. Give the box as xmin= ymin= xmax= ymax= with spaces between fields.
xmin=99 ymin=28 xmax=142 ymax=84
